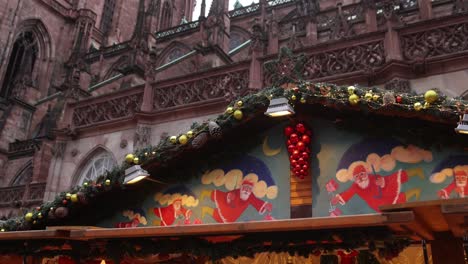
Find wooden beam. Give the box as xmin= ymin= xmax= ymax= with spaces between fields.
xmin=68 ymin=214 xmax=403 ymax=240
xmin=0 ymin=230 xmax=68 ymax=241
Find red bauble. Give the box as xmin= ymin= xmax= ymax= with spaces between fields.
xmin=287 ymin=145 xmax=295 ymax=154
xmin=302 ymin=152 xmax=309 ymax=159
xmin=290 ymin=134 xmax=299 ymax=144
xmin=295 ymin=164 xmax=301 ymax=170
xmin=287 ymin=140 xmax=292 ymax=145
xmin=293 ymin=87 xmax=299 ymax=93
xmin=302 ymin=164 xmax=309 ymax=170
xmin=297 ymin=141 xmax=305 ymax=151
xmin=284 ymin=126 xmax=294 ymax=137
xmin=302 ymin=135 xmax=310 ymax=144
xmin=298 ymin=157 xmax=305 ymax=165
xmin=62 ymin=200 xmax=68 ymax=205
xmin=292 ymin=150 xmax=300 ymax=159
xmin=296 ymin=123 xmax=306 ymax=134
xmin=300 ymin=169 xmax=305 ymax=175
xmin=291 ymin=159 xmax=298 ymax=166
xmin=396 ymin=95 xmax=402 ymax=103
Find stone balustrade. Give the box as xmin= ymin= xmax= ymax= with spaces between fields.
xmin=0 ymin=183 xmax=46 ymax=207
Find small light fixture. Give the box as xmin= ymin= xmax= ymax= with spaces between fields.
xmin=265 ymin=97 xmax=295 ymax=117
xmin=455 ymin=114 xmax=468 ymax=134
xmin=124 ymin=165 xmax=149 ymax=184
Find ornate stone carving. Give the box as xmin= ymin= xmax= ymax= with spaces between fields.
xmin=401 ymin=22 xmax=468 ymax=61
xmin=153 ymin=69 xmax=249 ymax=110
xmin=134 ymin=124 xmax=152 ymax=149
xmin=52 ymin=141 xmax=66 ymax=158
xmin=72 ymin=92 xmax=144 ymax=127
xmin=301 ymin=40 xmax=385 ymax=79
xmin=384 ymin=78 xmax=411 ymax=93
xmin=120 ymin=139 xmax=128 ymax=149
xmin=250 ymin=19 xmax=267 ymax=53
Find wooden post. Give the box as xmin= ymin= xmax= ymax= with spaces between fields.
xmin=430 ymin=236 xmax=465 ymax=264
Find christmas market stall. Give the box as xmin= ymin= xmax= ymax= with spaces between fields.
xmin=0 ymin=51 xmax=468 ymax=263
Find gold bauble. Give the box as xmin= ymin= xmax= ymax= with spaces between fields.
xmin=414 ymin=102 xmax=423 ymax=111
xmin=105 ymin=179 xmax=111 ymax=186
xmin=236 ymin=101 xmax=243 ymax=107
xmin=291 ymin=95 xmax=297 ymax=101
xmin=71 ymin=194 xmax=79 ymax=203
xmin=300 ymin=98 xmax=306 ymax=104
xmin=268 ymin=94 xmax=273 ymax=100
xmin=125 ymin=154 xmax=135 ymax=163
xmin=372 ymin=94 xmax=380 ymax=101
xmin=349 ymin=94 xmax=360 ymax=105
xmin=187 ymin=130 xmax=194 ymax=138
xmin=178 ymin=135 xmax=188 ymax=145
xmin=152 ymin=151 xmax=156 ymax=155
xmin=25 ymin=213 xmax=33 ymax=222
xmin=424 ymin=90 xmax=438 ymax=104
xmin=1 ymin=229 xmax=5 ymax=232
xmin=365 ymin=92 xmax=373 ymax=101
xmin=38 ymin=213 xmax=42 ymax=219
xmin=233 ymin=110 xmax=243 ymax=120
xmin=83 ymin=182 xmax=88 ymax=187
xmin=66 ymin=193 xmax=72 ymax=200
xmin=33 ymin=220 xmax=37 ymax=225
xmin=424 ymin=102 xmax=430 ymax=109
xmin=133 ymin=157 xmax=139 ymax=164
xmin=225 ymin=107 xmax=234 ymax=114
xmin=169 ymin=136 xmax=177 ymax=144
xmin=347 ymin=86 xmax=356 ymax=95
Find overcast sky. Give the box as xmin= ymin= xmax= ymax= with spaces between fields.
xmin=192 ymin=0 xmax=259 ymax=19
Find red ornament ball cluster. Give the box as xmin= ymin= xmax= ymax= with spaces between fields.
xmin=284 ymin=123 xmax=312 ymax=180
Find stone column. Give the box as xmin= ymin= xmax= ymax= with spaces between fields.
xmin=417 ymin=0 xmax=433 ymax=20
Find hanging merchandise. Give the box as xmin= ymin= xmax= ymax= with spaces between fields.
xmin=285 ymin=123 xmax=312 ymax=180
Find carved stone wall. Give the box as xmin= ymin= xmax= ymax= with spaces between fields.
xmin=401 ymin=21 xmax=468 ymax=61
xmin=134 ymin=124 xmax=152 ymax=149
xmin=153 ymin=69 xmax=249 ymax=110
xmin=72 ymin=91 xmax=144 ymax=127
xmin=384 ymin=78 xmax=412 ymax=93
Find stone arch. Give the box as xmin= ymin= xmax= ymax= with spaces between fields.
xmin=102 ymin=55 xmax=131 ymax=80
xmin=156 ymin=41 xmax=192 ymax=66
xmin=0 ymin=19 xmax=53 ymax=98
xmin=9 ymin=160 xmax=33 ymax=186
xmin=72 ymin=145 xmax=117 ymax=186
xmin=229 ymin=26 xmax=250 ymax=51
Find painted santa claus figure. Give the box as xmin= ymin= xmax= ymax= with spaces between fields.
xmin=202 ymin=179 xmax=272 ymax=223
xmin=153 ymin=198 xmax=192 ymax=226
xmin=332 ymin=165 xmax=408 ymax=212
xmin=438 ymin=166 xmax=468 ymax=199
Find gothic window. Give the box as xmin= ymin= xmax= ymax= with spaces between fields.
xmin=1 ymin=31 xmax=38 ymax=98
xmin=229 ymin=32 xmax=246 ymax=51
xmin=75 ymin=149 xmax=116 ymax=186
xmin=100 ymin=0 xmax=117 ymax=35
xmin=11 ymin=163 xmax=33 ymax=186
xmin=160 ymin=1 xmax=173 ymax=29
xmin=167 ymin=48 xmax=186 ymax=63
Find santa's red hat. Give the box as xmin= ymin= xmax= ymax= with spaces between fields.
xmin=454 ymin=169 xmax=467 ymax=177
xmin=352 ymin=165 xmax=367 ymax=177
xmin=241 ymin=179 xmax=254 ymax=187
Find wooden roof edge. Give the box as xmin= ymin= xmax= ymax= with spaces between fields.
xmin=379 ymin=198 xmax=468 ymax=212
xmin=0 ymin=213 xmax=415 ymax=241
xmin=69 ymin=213 xmax=410 ymax=240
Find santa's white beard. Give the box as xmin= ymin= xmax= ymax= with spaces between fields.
xmin=356 ymin=178 xmax=370 ymax=189
xmin=240 ymin=191 xmax=251 ymax=201
xmin=456 ymin=181 xmax=466 ymax=188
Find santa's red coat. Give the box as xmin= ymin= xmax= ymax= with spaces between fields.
xmin=336 ymin=170 xmax=408 ymax=212
xmin=154 ymin=204 xmax=190 ymax=226
xmin=440 ymin=181 xmax=468 ymax=198
xmin=211 ymin=189 xmax=268 ymax=223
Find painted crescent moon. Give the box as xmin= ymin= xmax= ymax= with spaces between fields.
xmin=263 ymin=136 xmax=281 ymax=156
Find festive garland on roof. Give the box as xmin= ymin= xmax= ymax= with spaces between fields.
xmin=1 ymin=81 xmax=466 ymax=235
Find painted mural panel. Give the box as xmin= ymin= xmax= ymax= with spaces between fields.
xmin=99 ymin=125 xmax=290 ymax=227
xmin=310 ymin=119 xmax=467 ymax=217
